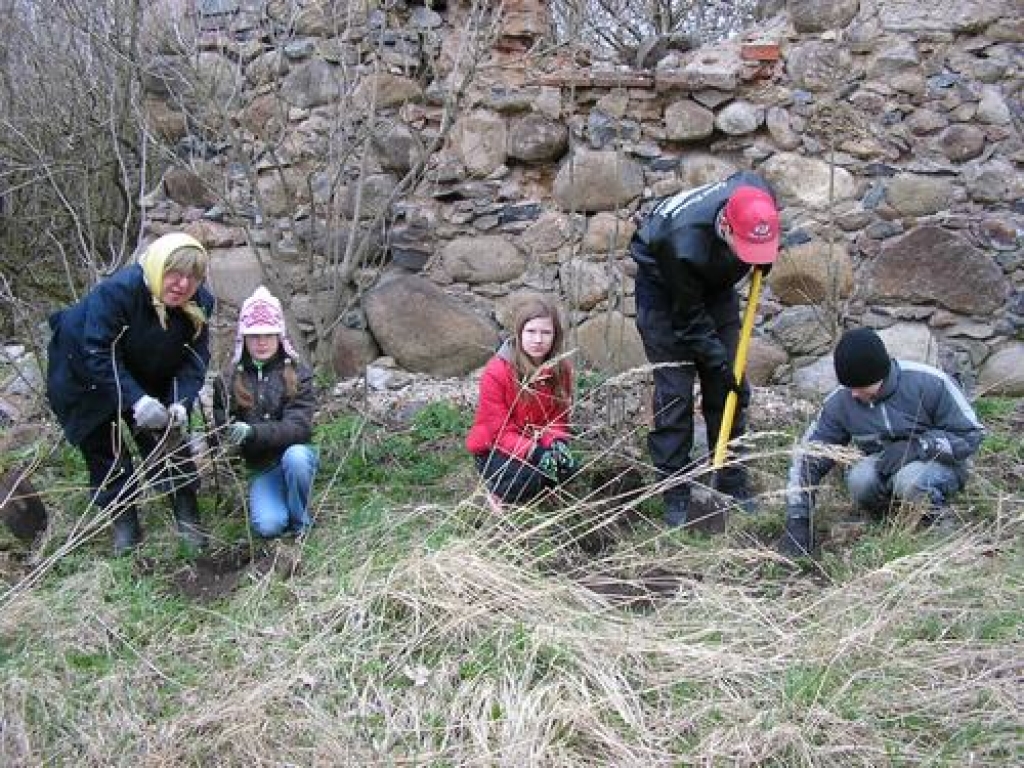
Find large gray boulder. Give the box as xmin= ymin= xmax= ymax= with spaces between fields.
xmin=866 ymin=226 xmax=1006 ymax=314
xmin=581 ymin=213 xmax=635 ymax=258
xmin=553 ymin=149 xmax=644 ymax=212
xmin=760 ymin=153 xmax=856 ymax=208
xmin=364 ymin=276 xmax=498 ymax=376
xmin=789 ymin=0 xmax=861 ymax=33
xmin=441 ymin=236 xmax=528 ymax=284
xmin=746 ymin=337 xmax=789 ymax=386
xmin=664 ymin=100 xmax=715 ymax=142
xmin=878 ymin=0 xmax=1007 ymax=33
xmin=885 ymin=174 xmax=955 ymax=217
xmin=207 ymin=247 xmax=265 ymax=308
xmin=451 ymin=110 xmax=508 ymax=177
xmin=351 ymin=73 xmax=423 ymax=110
xmin=978 ymin=343 xmax=1024 ymax=396
xmin=331 ymin=327 xmax=381 ymax=379
xmin=878 ymin=322 xmax=940 ymax=366
xmin=770 ymin=306 xmax=834 ymax=356
xmin=768 ymin=240 xmax=854 ymax=305
xmin=560 ymin=261 xmax=613 ymax=311
xmin=280 ymin=59 xmax=343 ymax=109
xmin=574 ymin=311 xmax=647 ymax=374
xmin=786 ymin=41 xmax=851 ymax=91
xmin=507 ymin=114 xmax=569 ymax=162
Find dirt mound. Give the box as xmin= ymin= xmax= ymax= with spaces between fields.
xmin=159 ymin=543 xmax=300 ymax=602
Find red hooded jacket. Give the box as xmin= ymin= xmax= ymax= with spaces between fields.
xmin=465 ymin=345 xmax=572 ymax=461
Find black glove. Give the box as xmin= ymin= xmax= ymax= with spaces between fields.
xmin=915 ymin=434 xmax=955 ymax=464
xmin=702 ymin=363 xmax=743 ymax=410
xmin=875 ymin=440 xmax=922 ymax=479
xmin=550 ymin=440 xmax=577 ymax=474
xmin=716 ymin=363 xmax=743 ymax=396
xmin=533 ymin=446 xmax=559 ymax=478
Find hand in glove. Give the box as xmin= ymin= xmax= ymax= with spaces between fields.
xmin=875 ymin=440 xmax=921 ymax=479
xmin=226 ymin=421 xmax=252 ymax=447
xmin=915 ymin=434 xmax=954 ymax=464
xmin=717 ymin=363 xmax=744 ymax=396
xmin=535 ymin=447 xmax=559 ymax=478
xmin=550 ymin=440 xmax=577 ymax=473
xmin=133 ymin=395 xmax=169 ymax=430
xmin=167 ymin=403 xmax=188 ymax=428
xmin=702 ymin=363 xmax=743 ymax=409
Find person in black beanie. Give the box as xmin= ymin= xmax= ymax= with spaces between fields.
xmin=780 ymin=328 xmax=985 ymax=557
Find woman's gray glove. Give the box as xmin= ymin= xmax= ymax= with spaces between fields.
xmin=133 ymin=395 xmax=169 ymax=430
xmin=168 ymin=403 xmax=188 ymax=428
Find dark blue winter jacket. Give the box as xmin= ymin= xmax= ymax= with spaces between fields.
xmin=46 ymin=265 xmax=215 ymax=445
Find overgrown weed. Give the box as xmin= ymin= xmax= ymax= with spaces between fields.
xmin=0 ymin=391 xmax=1020 ymax=765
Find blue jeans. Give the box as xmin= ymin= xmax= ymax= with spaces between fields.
xmin=847 ymin=454 xmax=964 ymax=511
xmin=249 ymin=445 xmax=318 ymax=538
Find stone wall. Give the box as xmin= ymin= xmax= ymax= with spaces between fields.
xmin=139 ymin=0 xmax=1024 ymax=395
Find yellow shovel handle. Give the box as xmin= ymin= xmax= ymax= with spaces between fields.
xmin=713 ymin=266 xmax=765 ymax=469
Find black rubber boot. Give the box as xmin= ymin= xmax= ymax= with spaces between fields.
xmin=716 ymin=468 xmax=758 ymax=514
xmin=664 ymin=495 xmax=690 ymax=528
xmin=112 ymin=507 xmax=143 ymax=556
xmin=171 ymin=492 xmax=209 ymax=549
xmin=779 ymin=515 xmax=812 ymax=558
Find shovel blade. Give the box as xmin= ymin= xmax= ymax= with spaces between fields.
xmin=685 ymin=486 xmax=730 ymax=534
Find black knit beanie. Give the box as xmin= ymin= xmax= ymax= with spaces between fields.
xmin=833 ymin=328 xmax=891 ymax=387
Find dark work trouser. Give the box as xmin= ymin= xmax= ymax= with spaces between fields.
xmin=635 ymin=285 xmax=750 ymax=502
xmin=78 ymin=417 xmax=200 ymax=515
xmin=475 ymin=451 xmax=568 ymax=505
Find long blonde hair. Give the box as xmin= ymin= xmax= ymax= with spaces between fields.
xmin=511 ymin=298 xmax=570 ymax=400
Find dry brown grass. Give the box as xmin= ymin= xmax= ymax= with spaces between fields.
xmin=1 ymin=389 xmax=1021 ymax=766
xmin=1 ymin=481 xmax=1021 ymax=766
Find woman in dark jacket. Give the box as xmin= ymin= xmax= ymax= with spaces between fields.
xmin=213 ymin=287 xmax=318 ymax=538
xmin=466 ymin=298 xmax=575 ymax=512
xmin=46 ymin=232 xmax=215 ymax=554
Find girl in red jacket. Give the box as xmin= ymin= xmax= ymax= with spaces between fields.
xmin=466 ymin=298 xmax=576 ymax=511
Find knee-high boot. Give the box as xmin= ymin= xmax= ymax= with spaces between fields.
xmin=112 ymin=506 xmax=143 ymax=555
xmin=171 ymin=492 xmax=208 ymax=549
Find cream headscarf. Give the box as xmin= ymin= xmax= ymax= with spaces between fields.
xmin=138 ymin=232 xmax=208 ymax=339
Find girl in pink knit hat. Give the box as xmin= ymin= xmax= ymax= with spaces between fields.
xmin=212 ymin=287 xmax=318 ymax=538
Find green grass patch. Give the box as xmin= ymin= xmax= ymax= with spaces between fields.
xmin=1 ymin=384 xmax=1020 ymax=766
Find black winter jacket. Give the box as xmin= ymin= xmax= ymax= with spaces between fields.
xmin=631 ymin=170 xmax=777 ymax=369
xmin=212 ymin=352 xmax=316 ymax=472
xmin=786 ymin=359 xmax=985 ymax=519
xmin=46 ymin=265 xmax=215 ymax=445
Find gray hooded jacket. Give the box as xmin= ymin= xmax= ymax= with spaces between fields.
xmin=786 ymin=360 xmax=984 ymax=519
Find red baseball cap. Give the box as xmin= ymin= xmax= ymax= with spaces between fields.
xmin=723 ymin=186 xmax=780 ymax=265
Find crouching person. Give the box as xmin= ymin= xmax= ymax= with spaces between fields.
xmin=466 ymin=299 xmax=576 ymax=512
xmin=213 ymin=287 xmax=318 ymax=539
xmin=46 ymin=233 xmax=214 ymax=554
xmin=780 ymin=328 xmax=984 ymax=557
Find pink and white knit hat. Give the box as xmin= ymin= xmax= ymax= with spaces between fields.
xmin=232 ymin=286 xmax=299 ymax=363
